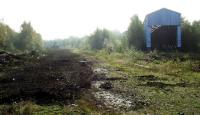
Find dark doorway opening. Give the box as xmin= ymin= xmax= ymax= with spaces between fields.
xmin=151 ymin=25 xmax=177 ymax=50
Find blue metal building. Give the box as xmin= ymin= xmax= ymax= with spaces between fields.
xmin=144 ymin=8 xmax=181 ymax=49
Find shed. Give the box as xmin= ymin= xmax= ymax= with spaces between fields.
xmin=144 ymin=8 xmax=181 ymax=49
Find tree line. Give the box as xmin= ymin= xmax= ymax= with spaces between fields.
xmin=0 ymin=21 xmax=43 ymax=52
xmin=1 ymin=16 xmax=199 ymax=53
xmin=45 ymin=15 xmax=200 ymax=53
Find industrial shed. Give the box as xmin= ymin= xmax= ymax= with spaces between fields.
xmin=144 ymin=8 xmax=181 ymax=50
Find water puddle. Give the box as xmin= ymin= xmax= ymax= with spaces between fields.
xmin=92 ymin=68 xmax=135 ymax=110
xmin=92 ymin=81 xmax=132 ymax=110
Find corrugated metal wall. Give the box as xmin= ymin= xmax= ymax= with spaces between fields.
xmin=144 ymin=8 xmax=181 ymax=49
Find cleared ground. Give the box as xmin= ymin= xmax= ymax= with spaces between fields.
xmin=80 ymin=49 xmax=200 ymax=114
xmin=0 ymin=49 xmax=95 ymax=114
xmin=0 ymin=49 xmax=200 ymax=114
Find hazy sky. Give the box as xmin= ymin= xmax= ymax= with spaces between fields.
xmin=0 ymin=0 xmax=199 ymax=40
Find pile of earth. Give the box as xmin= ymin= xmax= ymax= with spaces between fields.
xmin=0 ymin=50 xmax=24 ymax=67
xmin=0 ymin=49 xmax=93 ymax=104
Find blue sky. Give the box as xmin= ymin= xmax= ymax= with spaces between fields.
xmin=0 ymin=0 xmax=199 ymax=40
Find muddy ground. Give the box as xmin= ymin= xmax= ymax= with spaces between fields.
xmin=0 ymin=49 xmax=150 ymax=114
xmin=91 ymin=67 xmax=148 ymax=111
xmin=0 ymin=49 xmax=93 ymax=104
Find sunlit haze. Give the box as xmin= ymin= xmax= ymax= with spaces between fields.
xmin=0 ymin=0 xmax=199 ymax=40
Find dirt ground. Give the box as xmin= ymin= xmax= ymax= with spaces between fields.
xmin=0 ymin=49 xmax=150 ymax=114
xmin=4 ymin=49 xmax=199 ymax=114
xmin=0 ymin=49 xmax=93 ymax=104
xmin=80 ymin=50 xmax=200 ymax=114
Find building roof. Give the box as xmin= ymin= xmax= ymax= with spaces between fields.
xmin=144 ymin=8 xmax=181 ymax=26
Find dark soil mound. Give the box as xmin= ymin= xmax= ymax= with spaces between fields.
xmin=99 ymin=82 xmax=113 ymax=90
xmin=192 ymin=64 xmax=200 ymax=72
xmin=137 ymin=75 xmax=158 ymax=81
xmin=0 ymin=49 xmax=93 ymax=104
xmin=141 ymin=81 xmax=200 ymax=89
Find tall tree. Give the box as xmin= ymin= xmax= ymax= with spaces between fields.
xmin=0 ymin=22 xmax=7 ymax=49
xmin=127 ymin=15 xmax=145 ymax=50
xmin=16 ymin=22 xmax=43 ymax=51
xmin=88 ymin=29 xmax=109 ymax=50
xmin=191 ymin=20 xmax=200 ymax=51
xmin=0 ymin=22 xmax=16 ymax=50
xmin=181 ymin=18 xmax=200 ymax=52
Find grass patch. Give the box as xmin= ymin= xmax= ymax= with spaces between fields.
xmin=79 ymin=49 xmax=200 ymax=114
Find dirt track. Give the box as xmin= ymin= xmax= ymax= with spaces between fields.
xmin=0 ymin=49 xmax=93 ymax=103
xmin=0 ymin=49 xmax=149 ymax=112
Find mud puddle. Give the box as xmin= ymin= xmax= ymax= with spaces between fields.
xmin=91 ymin=68 xmax=147 ymax=110
xmin=92 ymin=81 xmax=133 ymax=110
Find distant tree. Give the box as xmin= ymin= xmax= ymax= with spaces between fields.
xmin=44 ymin=36 xmax=85 ymax=49
xmin=191 ymin=20 xmax=200 ymax=51
xmin=80 ymin=36 xmax=90 ymax=49
xmin=0 ymin=22 xmax=7 ymax=49
xmin=116 ymin=33 xmax=128 ymax=53
xmin=88 ymin=29 xmax=109 ymax=50
xmin=4 ymin=26 xmax=17 ymax=51
xmin=66 ymin=36 xmax=82 ymax=48
xmin=15 ymin=22 xmax=43 ymax=51
xmin=127 ymin=15 xmax=145 ymax=50
xmin=32 ymin=33 xmax=43 ymax=50
xmin=0 ymin=22 xmax=17 ymax=51
xmin=181 ymin=18 xmax=200 ymax=52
